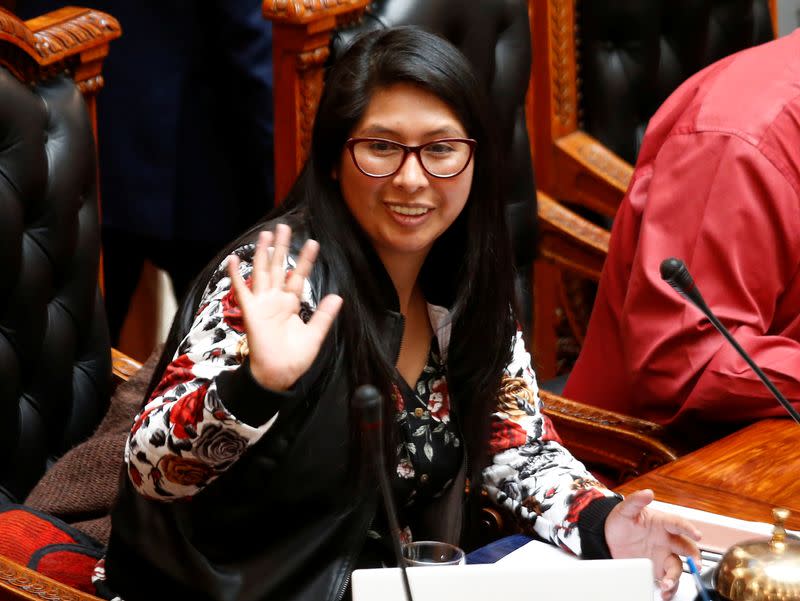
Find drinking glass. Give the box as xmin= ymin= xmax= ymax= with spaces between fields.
xmin=401 ymin=541 xmax=466 ymax=566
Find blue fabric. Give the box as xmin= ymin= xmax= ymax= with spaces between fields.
xmin=465 ymin=534 xmax=533 ymax=564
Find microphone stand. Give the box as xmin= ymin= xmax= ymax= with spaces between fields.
xmin=660 ymin=257 xmax=800 ymax=425
xmin=353 ymin=385 xmax=415 ymax=601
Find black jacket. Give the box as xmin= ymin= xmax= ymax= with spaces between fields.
xmin=104 ymin=217 xmax=465 ymax=601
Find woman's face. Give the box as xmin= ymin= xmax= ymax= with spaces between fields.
xmin=338 ymin=83 xmax=474 ymax=267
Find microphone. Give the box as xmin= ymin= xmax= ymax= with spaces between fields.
xmin=353 ymin=385 xmax=414 ymax=601
xmin=659 ymin=257 xmax=800 ymax=425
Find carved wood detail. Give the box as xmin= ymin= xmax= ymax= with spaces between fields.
xmin=264 ymin=0 xmax=369 ymax=23
xmin=31 ymin=10 xmax=119 ymax=62
xmin=77 ymin=74 xmax=103 ymax=94
xmin=0 ymin=8 xmax=119 ymax=88
xmin=537 ymin=192 xmax=609 ymax=255
xmin=0 ymin=557 xmax=96 ymax=601
xmin=548 ymin=0 xmax=575 ymax=127
xmin=540 ymin=389 xmax=678 ymax=484
xmin=296 ymin=46 xmax=329 ymax=171
xmin=0 ymin=9 xmax=36 ymax=48
xmin=575 ymin=139 xmax=632 ymax=191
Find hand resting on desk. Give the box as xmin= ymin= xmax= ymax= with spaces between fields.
xmin=606 ymin=489 xmax=702 ymax=601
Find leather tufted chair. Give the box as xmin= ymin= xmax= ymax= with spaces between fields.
xmin=0 ymin=8 xmax=140 ymax=601
xmin=580 ymin=0 xmax=775 ymax=167
xmin=531 ymin=0 xmax=775 ymax=378
xmin=0 ymin=6 xmax=123 ymax=506
xmin=0 ymin=65 xmax=112 ymax=505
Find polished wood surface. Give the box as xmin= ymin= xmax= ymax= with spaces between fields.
xmin=618 ymin=419 xmax=800 ymax=530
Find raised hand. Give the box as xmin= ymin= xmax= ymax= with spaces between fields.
xmin=227 ymin=223 xmax=343 ymax=391
xmin=605 ymin=489 xmax=702 ymax=601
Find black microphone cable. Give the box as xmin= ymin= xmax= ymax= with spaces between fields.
xmin=660 ymin=257 xmax=800 ymax=425
xmin=353 ymin=385 xmax=415 ymax=601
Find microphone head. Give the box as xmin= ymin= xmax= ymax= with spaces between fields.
xmin=353 ymin=384 xmax=383 ymax=427
xmin=660 ymin=257 xmax=684 ymax=282
xmin=659 ymin=257 xmax=694 ymax=294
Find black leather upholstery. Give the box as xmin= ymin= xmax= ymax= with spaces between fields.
xmin=0 ymin=67 xmax=111 ymax=504
xmin=331 ymin=0 xmax=537 ymax=332
xmin=579 ymin=0 xmax=774 ymax=164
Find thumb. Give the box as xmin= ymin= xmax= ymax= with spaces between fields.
xmin=616 ymin=489 xmax=655 ymax=518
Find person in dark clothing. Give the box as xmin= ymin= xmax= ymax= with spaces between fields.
xmin=17 ymin=0 xmax=275 ymax=343
xmin=99 ymin=27 xmax=699 ymax=601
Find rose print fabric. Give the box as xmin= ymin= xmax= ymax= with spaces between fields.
xmin=392 ymin=337 xmax=462 ymax=508
xmin=123 ymin=244 xmax=298 ymax=500
xmin=482 ymin=330 xmax=616 ymax=555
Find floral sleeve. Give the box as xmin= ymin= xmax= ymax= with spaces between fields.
xmin=125 ymin=244 xmax=315 ymax=501
xmin=481 ymin=329 xmax=618 ymax=556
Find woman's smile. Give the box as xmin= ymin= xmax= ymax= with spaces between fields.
xmin=385 ymin=202 xmax=434 ymax=224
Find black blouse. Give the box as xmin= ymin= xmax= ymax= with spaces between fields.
xmin=362 ymin=336 xmax=463 ymax=567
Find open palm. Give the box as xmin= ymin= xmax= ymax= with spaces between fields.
xmin=605 ymin=489 xmax=702 ymax=600
xmin=227 ymin=223 xmax=343 ymax=391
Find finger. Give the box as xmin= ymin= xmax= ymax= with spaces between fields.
xmin=285 ymin=239 xmax=319 ymax=298
xmin=659 ymin=577 xmax=679 ymax=601
xmin=270 ymin=223 xmax=291 ymax=289
xmin=658 ymin=554 xmax=682 ymax=600
xmin=252 ymin=230 xmax=273 ymax=294
xmin=667 ymin=533 xmax=700 ymax=560
xmin=660 ymin=515 xmax=702 ymax=541
xmin=227 ymin=255 xmax=251 ymax=305
xmin=615 ymin=489 xmax=655 ymax=519
xmin=305 ymin=294 xmax=343 ymax=344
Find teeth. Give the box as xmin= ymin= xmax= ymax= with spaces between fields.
xmin=389 ymin=205 xmax=430 ymax=216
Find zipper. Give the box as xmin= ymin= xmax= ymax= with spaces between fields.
xmin=333 ymin=559 xmax=353 ymax=601
xmin=333 ymin=494 xmax=378 ymax=601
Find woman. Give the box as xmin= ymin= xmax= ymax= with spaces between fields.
xmin=100 ymin=27 xmax=699 ymax=601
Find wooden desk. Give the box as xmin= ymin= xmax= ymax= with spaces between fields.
xmin=617 ymin=419 xmax=800 ymax=530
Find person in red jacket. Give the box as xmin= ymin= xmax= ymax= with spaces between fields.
xmin=564 ymin=30 xmax=800 ymax=448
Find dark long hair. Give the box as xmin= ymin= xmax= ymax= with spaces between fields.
xmin=150 ymin=26 xmax=517 ymax=499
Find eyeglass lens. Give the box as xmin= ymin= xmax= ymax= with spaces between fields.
xmin=352 ymin=139 xmax=472 ymax=177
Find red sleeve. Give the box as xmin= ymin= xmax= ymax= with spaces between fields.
xmin=618 ymin=131 xmax=800 ymax=423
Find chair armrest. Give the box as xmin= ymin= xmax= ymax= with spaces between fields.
xmin=0 ymin=7 xmax=121 ymax=85
xmin=540 ymin=389 xmax=678 ymax=484
xmin=478 ymin=391 xmax=678 ymax=540
xmin=0 ymin=554 xmax=102 ymax=601
xmin=536 ymin=190 xmax=609 ymax=280
xmin=553 ymin=131 xmax=634 ymax=219
xmin=111 ymin=348 xmax=143 ymax=385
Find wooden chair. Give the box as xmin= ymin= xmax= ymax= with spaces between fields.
xmin=0 ymin=7 xmax=139 ymax=600
xmin=530 ymin=0 xmax=776 ymax=378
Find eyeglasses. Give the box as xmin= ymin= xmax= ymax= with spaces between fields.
xmin=345 ymin=137 xmax=477 ymax=178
